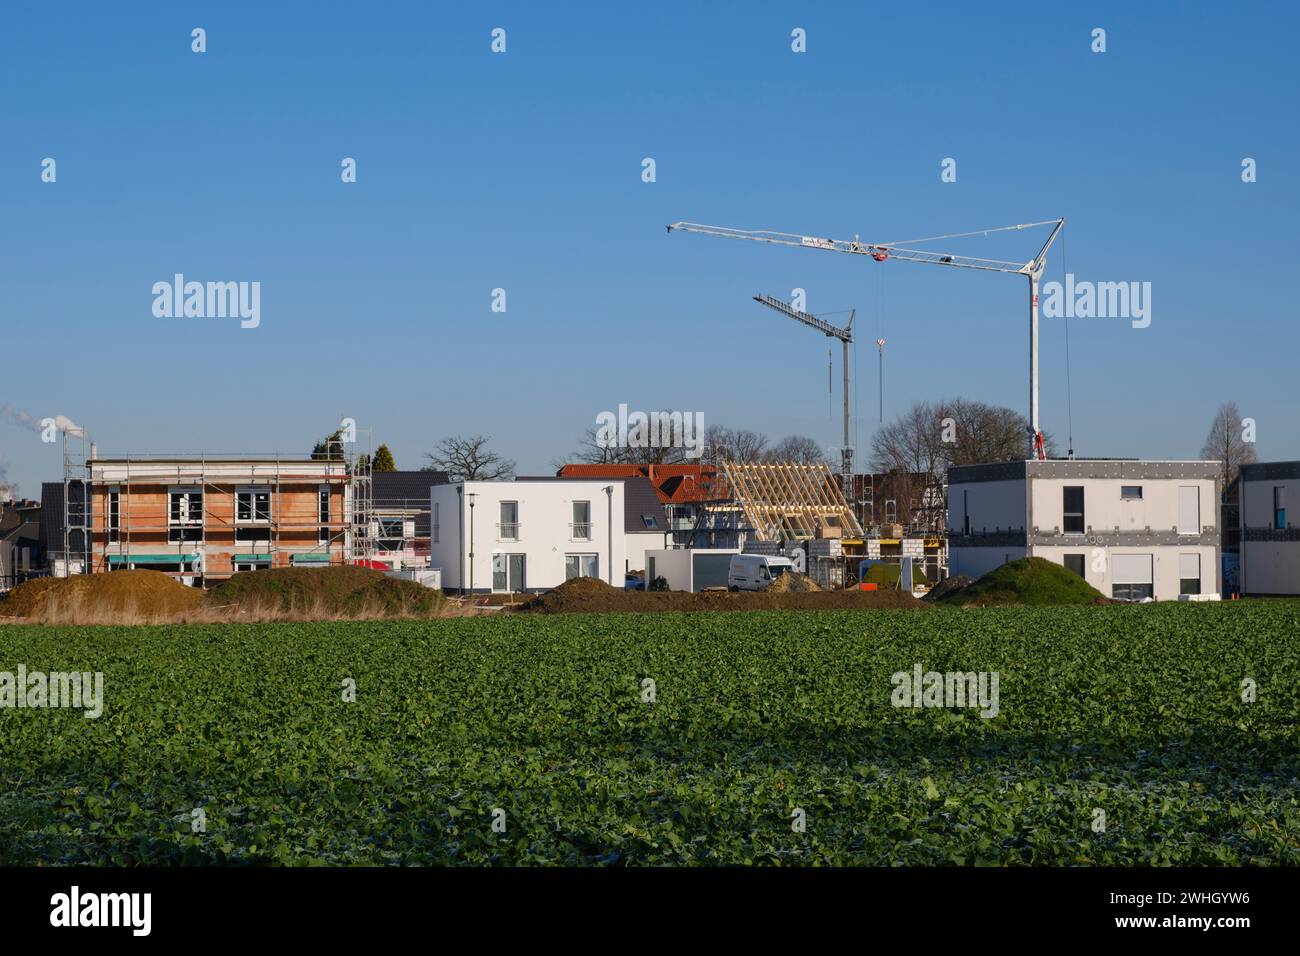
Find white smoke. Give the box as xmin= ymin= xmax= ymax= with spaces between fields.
xmin=0 ymin=404 xmax=84 ymax=437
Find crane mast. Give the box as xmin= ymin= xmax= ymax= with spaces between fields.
xmin=753 ymin=294 xmax=854 ymax=498
xmin=669 ymin=218 xmax=1065 ymax=460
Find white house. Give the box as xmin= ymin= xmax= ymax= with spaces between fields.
xmin=429 ymin=479 xmax=625 ymax=593
xmin=948 ymin=460 xmax=1219 ymax=601
xmin=1239 ymin=461 xmax=1300 ymax=594
xmin=593 ymin=476 xmax=670 ymax=576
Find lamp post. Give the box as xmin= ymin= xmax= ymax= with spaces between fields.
xmin=467 ymin=491 xmax=477 ymax=593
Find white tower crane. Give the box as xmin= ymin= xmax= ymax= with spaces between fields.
xmin=668 ymin=217 xmax=1065 ymax=460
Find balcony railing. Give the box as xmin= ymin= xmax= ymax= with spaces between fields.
xmin=497 ymin=522 xmax=520 ymax=540
xmin=570 ymin=522 xmax=592 ymax=540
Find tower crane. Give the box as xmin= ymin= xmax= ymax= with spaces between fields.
xmin=668 ymin=217 xmax=1065 ymax=460
xmin=753 ymin=294 xmax=854 ymax=498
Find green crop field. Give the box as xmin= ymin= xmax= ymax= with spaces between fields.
xmin=2 ymin=604 xmax=1299 ymax=866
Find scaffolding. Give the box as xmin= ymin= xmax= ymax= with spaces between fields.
xmin=60 ymin=429 xmax=92 ymax=577
xmin=62 ymin=429 xmax=376 ymax=583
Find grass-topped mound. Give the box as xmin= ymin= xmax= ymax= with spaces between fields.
xmin=936 ymin=557 xmax=1108 ymax=606
xmin=204 ymin=566 xmax=442 ymax=617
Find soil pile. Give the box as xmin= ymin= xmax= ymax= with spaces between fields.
xmin=936 ymin=557 xmax=1109 ymax=606
xmin=0 ymin=571 xmax=203 ymax=621
xmin=517 ymin=577 xmax=924 ymax=614
xmin=767 ymin=573 xmax=822 ymax=594
xmin=922 ymin=575 xmax=976 ymax=602
xmin=205 ymin=566 xmax=441 ymax=616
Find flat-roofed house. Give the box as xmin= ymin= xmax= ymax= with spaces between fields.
xmin=948 ymin=459 xmax=1220 ymax=601
xmin=1238 ymin=461 xmax=1300 ymax=595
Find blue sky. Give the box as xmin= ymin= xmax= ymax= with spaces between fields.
xmin=1 ymin=1 xmax=1296 ymax=493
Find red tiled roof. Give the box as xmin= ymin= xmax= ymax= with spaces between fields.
xmin=556 ymin=463 xmax=727 ymax=504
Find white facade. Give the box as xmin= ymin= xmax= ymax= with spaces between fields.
xmin=429 ymin=480 xmax=625 ymax=592
xmin=625 ymin=531 xmax=670 ymax=575
xmin=1239 ymin=463 xmax=1300 ymax=594
xmin=948 ymin=460 xmax=1219 ymax=601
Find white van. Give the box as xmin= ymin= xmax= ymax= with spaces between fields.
xmin=728 ymin=554 xmax=794 ymax=591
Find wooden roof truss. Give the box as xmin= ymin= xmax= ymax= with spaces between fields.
xmin=720 ymin=460 xmax=865 ymax=541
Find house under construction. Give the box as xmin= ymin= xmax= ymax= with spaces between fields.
xmin=687 ymin=461 xmax=946 ymax=582
xmin=51 ymin=434 xmax=373 ymax=586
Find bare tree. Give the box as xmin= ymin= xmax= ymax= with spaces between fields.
xmin=868 ymin=398 xmax=1052 ymax=533
xmin=871 ymin=401 xmax=946 ymax=478
xmin=942 ymin=398 xmax=1055 ymax=466
xmin=1200 ymin=401 xmax=1257 ymax=487
xmin=872 ymin=397 xmax=1055 ymax=477
xmin=563 ymin=424 xmax=691 ymax=466
xmin=703 ymin=426 xmax=768 ymax=466
xmin=424 ymin=435 xmax=516 ymax=480
xmin=763 ymin=434 xmax=828 ymax=465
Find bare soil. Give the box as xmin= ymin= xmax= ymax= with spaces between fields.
xmin=515 ymin=576 xmax=925 ymax=614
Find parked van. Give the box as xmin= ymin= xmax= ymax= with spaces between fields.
xmin=728 ymin=554 xmax=794 ymax=591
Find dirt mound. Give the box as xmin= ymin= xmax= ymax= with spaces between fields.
xmin=0 ymin=570 xmax=203 ymax=621
xmin=922 ymin=575 xmax=975 ymax=602
xmin=936 ymin=557 xmax=1109 ymax=607
xmin=517 ymin=576 xmax=621 ymax=613
xmin=205 ymin=566 xmax=441 ymax=617
xmin=767 ymin=573 xmax=821 ymax=594
xmin=517 ymin=580 xmax=925 ymax=614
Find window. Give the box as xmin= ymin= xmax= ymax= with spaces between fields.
xmin=1111 ymin=553 xmax=1153 ymax=602
xmin=1178 ymin=486 xmax=1200 ymax=535
xmin=236 ymin=489 xmax=270 ymax=523
xmin=433 ymin=502 xmax=439 ymax=545
xmin=963 ymin=490 xmax=970 ymax=536
xmin=571 ymin=501 xmax=591 ymax=540
xmin=377 ymin=517 xmax=404 ymax=552
xmin=1063 ymin=554 xmax=1085 ymax=578
xmin=565 ymin=554 xmax=599 ymax=581
xmin=1112 ymin=582 xmax=1153 ymax=601
xmin=1063 ymin=486 xmax=1085 ymax=534
xmin=1121 ymin=486 xmax=1143 ymax=500
xmin=235 ymin=560 xmax=271 ymax=572
xmin=318 ymin=487 xmax=331 ymax=543
xmin=108 ymin=488 xmax=120 ymax=543
xmin=169 ymin=489 xmax=203 ymax=542
xmin=1179 ymin=553 xmax=1200 ymax=596
xmin=499 ymin=501 xmax=519 ymax=540
xmin=641 ymin=514 xmax=659 ymax=530
xmin=236 ymin=526 xmax=270 ymax=543
xmin=1274 ymin=486 xmax=1287 ymax=531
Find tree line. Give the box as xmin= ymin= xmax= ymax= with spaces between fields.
xmin=310 ymin=398 xmax=1258 ymax=486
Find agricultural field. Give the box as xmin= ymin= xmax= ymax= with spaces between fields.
xmin=2 ymin=602 xmax=1299 ymax=866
